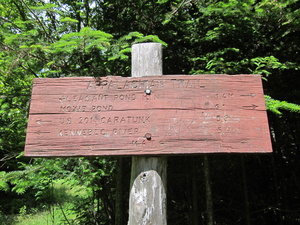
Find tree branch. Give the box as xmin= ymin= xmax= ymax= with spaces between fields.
xmin=19 ymin=0 xmax=54 ymax=43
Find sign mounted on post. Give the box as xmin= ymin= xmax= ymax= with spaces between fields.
xmin=24 ymin=75 xmax=272 ymax=157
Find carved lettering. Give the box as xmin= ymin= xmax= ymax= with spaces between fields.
xmin=98 ymin=116 xmax=150 ymax=124
xmin=91 ymin=105 xmax=113 ymax=112
xmin=79 ymin=117 xmax=95 ymax=124
xmin=59 ymin=117 xmax=72 ymax=124
xmin=132 ymin=140 xmax=146 ymax=147
xmin=214 ymin=93 xmax=234 ymax=99
xmin=112 ymin=128 xmax=139 ymax=135
xmin=113 ymin=94 xmax=136 ymax=101
xmin=145 ymin=94 xmax=160 ymax=100
xmin=87 ymin=79 xmax=165 ymax=90
xmin=216 ymin=114 xmax=229 ymax=122
xmin=58 ymin=129 xmax=107 ymax=136
xmin=60 ymin=105 xmax=87 ymax=112
xmin=173 ymin=79 xmax=205 ymax=89
xmin=59 ymin=94 xmax=108 ymax=103
xmin=217 ymin=126 xmax=239 ymax=134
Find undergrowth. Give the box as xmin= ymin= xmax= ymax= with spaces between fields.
xmin=0 ymin=180 xmax=87 ymax=225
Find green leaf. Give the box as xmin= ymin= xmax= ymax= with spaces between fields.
xmin=60 ymin=17 xmax=79 ymax=23
xmin=265 ymin=95 xmax=300 ymax=115
xmin=0 ymin=172 xmax=9 ymax=192
xmin=157 ymin=0 xmax=169 ymax=3
xmin=31 ymin=3 xmax=57 ymax=11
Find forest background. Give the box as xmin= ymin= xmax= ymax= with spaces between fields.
xmin=1 ymin=0 xmax=300 ymax=224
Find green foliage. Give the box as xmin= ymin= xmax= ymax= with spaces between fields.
xmin=0 ymin=1 xmax=165 ymax=222
xmin=1 ymin=180 xmax=83 ymax=224
xmin=14 ymin=205 xmax=75 ymax=225
xmin=109 ymin=31 xmax=167 ymax=61
xmin=65 ymin=158 xmax=117 ymax=224
xmin=0 ymin=172 xmax=9 ymax=192
xmin=50 ymin=27 xmax=113 ymax=54
xmin=265 ymin=95 xmax=300 ymax=115
xmin=0 ymin=0 xmax=167 ymax=169
xmin=1 ymin=0 xmax=300 ymax=224
xmin=1 ymin=160 xmax=59 ymax=195
xmin=250 ymin=56 xmax=288 ymax=80
xmin=0 ymin=157 xmax=117 ymax=224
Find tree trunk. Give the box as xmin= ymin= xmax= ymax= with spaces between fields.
xmin=128 ymin=43 xmax=167 ymax=225
xmin=203 ymin=155 xmax=213 ymax=225
xmin=115 ymin=158 xmax=124 ymax=225
xmin=241 ymin=155 xmax=251 ymax=225
xmin=192 ymin=158 xmax=199 ymax=225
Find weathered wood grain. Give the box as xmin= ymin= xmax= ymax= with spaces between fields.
xmin=128 ymin=42 xmax=167 ymax=225
xmin=24 ymin=74 xmax=272 ymax=157
xmin=129 ymin=156 xmax=167 ymax=225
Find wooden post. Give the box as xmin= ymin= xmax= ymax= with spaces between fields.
xmin=128 ymin=43 xmax=167 ymax=225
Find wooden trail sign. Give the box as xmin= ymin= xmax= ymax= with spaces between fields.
xmin=24 ymin=74 xmax=272 ymax=157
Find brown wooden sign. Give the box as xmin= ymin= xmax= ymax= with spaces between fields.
xmin=24 ymin=75 xmax=272 ymax=157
